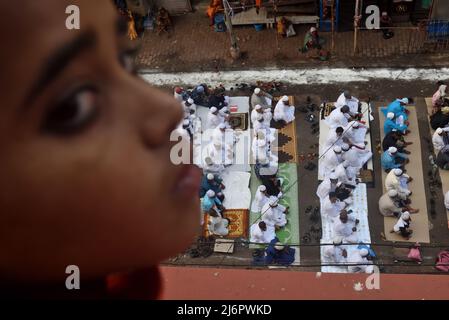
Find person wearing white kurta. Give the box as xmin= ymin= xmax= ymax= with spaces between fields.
xmin=343 ymin=145 xmax=372 ymax=171
xmin=322 ymin=192 xmax=346 ymax=219
xmin=263 ymin=109 xmax=273 ymax=127
xmin=202 ymin=156 xmax=225 ymax=174
xmin=251 ymin=88 xmax=273 ymax=110
xmin=274 ymin=96 xmax=295 ymax=124
xmin=445 ymin=191 xmax=449 ymax=210
xmin=347 ymin=248 xmax=373 ymax=273
xmin=253 ymin=139 xmax=268 ymax=163
xmin=182 ymin=98 xmax=196 ymax=117
xmin=261 ymin=197 xmax=288 ymax=228
xmin=250 ymin=221 xmax=276 ymax=244
xmin=385 ymin=168 xmax=411 ymax=199
xmin=208 ymin=211 xmax=229 ymax=236
xmin=251 ymin=185 xmax=270 ymax=213
xmin=323 ymin=236 xmax=348 ymax=265
xmin=335 ymin=91 xmax=360 ymax=116
xmin=325 ymin=106 xmax=351 ymax=129
xmin=433 ymin=127 xmax=449 ymax=153
xmin=206 ymin=107 xmax=221 ymax=130
xmin=251 ymin=105 xmax=264 ymax=125
xmin=316 ymin=173 xmax=339 ymax=200
xmin=323 ymin=127 xmax=345 ymax=151
xmin=344 ymin=121 xmax=367 ymax=147
xmin=333 ymin=211 xmax=359 ymax=243
xmin=333 ymin=161 xmax=354 ymax=186
xmin=219 ymin=107 xmax=232 ymax=129
xmin=321 ymin=146 xmax=344 ymax=178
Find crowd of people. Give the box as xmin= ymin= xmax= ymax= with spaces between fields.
xmin=378 ymin=98 xmax=419 ymax=240
xmin=318 ymin=91 xmax=375 ymax=273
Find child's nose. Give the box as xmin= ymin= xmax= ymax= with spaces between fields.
xmin=139 ymin=90 xmax=183 ymax=149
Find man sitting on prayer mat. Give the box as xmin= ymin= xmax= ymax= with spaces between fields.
xmin=263 ymin=109 xmax=273 ymax=127
xmin=250 ymin=221 xmax=276 ymax=244
xmin=378 ymin=189 xmax=418 ymax=217
xmin=333 ymin=161 xmax=357 ymax=187
xmin=208 ymin=210 xmax=229 ymax=237
xmin=251 ymin=88 xmax=273 ymax=110
xmin=264 ymin=238 xmax=295 ymax=266
xmin=254 ymin=114 xmax=269 ymax=132
xmin=219 ymin=107 xmax=232 ymax=129
xmin=430 ymin=107 xmax=449 ymax=130
xmin=251 ymin=105 xmax=264 ymax=126
xmin=261 ymin=196 xmax=289 ymax=230
xmin=432 ymin=84 xmax=448 ymax=114
xmin=436 ymin=146 xmax=449 ymax=170
xmin=323 ymin=236 xmax=348 ymax=265
xmin=323 ymin=126 xmax=345 ymax=150
xmin=383 ymin=98 xmax=412 ymax=127
xmin=190 ymin=84 xmax=209 ymax=106
xmin=321 ymin=146 xmax=344 ymax=178
xmin=274 ymin=96 xmax=295 ymax=125
xmin=199 ymin=173 xmax=225 ymax=200
xmin=326 ymin=105 xmax=352 ymax=129
xmin=385 ymin=169 xmax=413 ymax=201
xmin=392 ymin=211 xmax=413 ymax=240
xmin=343 ymin=121 xmax=368 ymax=147
xmin=333 ymin=211 xmax=359 ymax=244
xmin=251 ymin=185 xmax=270 ymax=213
xmin=342 ymin=143 xmax=372 ymax=173
xmin=335 ymin=91 xmax=361 ymax=117
xmin=206 ymin=107 xmax=221 ymax=130
xmin=347 ymin=248 xmax=374 ymax=273
xmin=322 ymin=192 xmax=347 ymax=220
xmin=182 ymin=98 xmax=196 ymax=118
xmin=433 ymin=127 xmax=449 ymax=153
xmin=382 ymin=129 xmax=411 ymax=154
xmin=201 ymin=190 xmax=225 ymax=215
xmin=381 ymin=147 xmax=408 ymax=172
xmin=384 ymin=112 xmax=408 ymax=135
xmin=207 ymin=88 xmax=228 ymax=110
xmin=316 ymin=173 xmax=341 ymax=201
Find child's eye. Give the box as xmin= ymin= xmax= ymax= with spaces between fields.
xmin=43 ymin=86 xmax=98 ymax=134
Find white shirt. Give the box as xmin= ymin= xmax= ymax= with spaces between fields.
xmin=333 ymin=215 xmax=357 ymax=238
xmin=322 ymin=197 xmax=346 ymax=218
xmin=335 ymin=93 xmax=359 ymax=115
xmin=385 ymin=170 xmax=410 ymax=197
xmin=251 ymin=188 xmax=270 ymax=213
xmin=261 ymin=202 xmax=287 ymax=227
xmin=323 ymin=245 xmax=347 ymax=264
xmin=250 ymin=223 xmax=276 ymax=244
xmin=316 ymin=178 xmax=338 ymax=200
xmin=432 ymin=129 xmax=449 ymax=153
xmin=251 ymin=109 xmax=263 ymax=125
xmin=274 ymin=100 xmax=295 ymax=123
xmin=206 ymin=112 xmax=221 ymax=130
xmin=326 ymin=108 xmax=350 ymax=129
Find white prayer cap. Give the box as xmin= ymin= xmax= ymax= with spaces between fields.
xmin=341 ymin=143 xmax=350 ymax=151
xmin=393 ymin=168 xmax=403 ymax=176
xmin=382 ymin=11 xmax=388 ymax=16
xmin=254 ymin=88 xmax=261 ymax=94
xmin=392 ymin=128 xmax=398 ymax=132
xmin=255 ymin=104 xmax=262 ymax=110
xmin=183 ymin=119 xmax=190 ymax=126
xmin=333 ymin=146 xmax=342 ymax=153
xmin=388 ymin=146 xmax=398 ymax=154
xmin=388 ymin=189 xmax=398 ymax=197
xmin=329 ymin=173 xmax=338 ymax=180
xmin=359 ymin=248 xmax=369 ymax=257
xmin=387 ymin=112 xmax=395 ymax=119
xmin=274 ymin=242 xmax=284 ymax=251
xmin=187 ymin=98 xmax=194 ymax=104
xmin=269 ymin=196 xmax=279 ymax=206
xmin=206 ymin=190 xmax=215 ymax=198
xmin=437 ymin=127 xmax=444 ymax=134
xmin=400 ymin=98 xmax=409 ymax=104
xmin=259 ymin=185 xmax=267 ymax=192
xmin=333 ymin=236 xmax=343 ymax=245
xmin=210 ymin=107 xmax=218 ymax=113
xmin=207 ymin=173 xmax=214 ymax=180
xmin=282 ymin=96 xmax=289 ymax=102
xmin=401 ymin=211 xmax=411 ymax=220
xmin=310 ymin=27 xmax=317 ymax=32
xmin=218 ymin=123 xmax=226 ymax=129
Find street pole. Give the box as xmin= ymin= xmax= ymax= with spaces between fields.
xmin=223 ymin=0 xmax=241 ymax=60
xmin=353 ymin=0 xmax=360 ymax=56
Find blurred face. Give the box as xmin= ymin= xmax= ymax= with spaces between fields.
xmin=0 ymin=0 xmax=201 ymax=284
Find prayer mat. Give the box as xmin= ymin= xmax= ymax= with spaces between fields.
xmin=378 ymin=106 xmax=430 ymax=243
xmin=203 ymin=209 xmax=249 ymax=239
xmin=229 ymin=113 xmax=248 ymax=131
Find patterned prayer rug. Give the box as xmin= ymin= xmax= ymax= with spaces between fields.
xmin=272 ymin=96 xmax=298 ymax=164
xmin=203 ymin=209 xmax=249 ymax=238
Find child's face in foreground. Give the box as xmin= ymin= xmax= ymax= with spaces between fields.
xmin=0 ymin=0 xmax=201 ymax=283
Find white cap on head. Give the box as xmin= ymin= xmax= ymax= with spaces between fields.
xmin=310 ymin=27 xmax=317 ymax=32
xmin=282 ymin=96 xmax=289 ymax=102
xmin=183 ymin=119 xmax=190 ymax=126
xmin=207 ymin=173 xmax=214 ymax=180
xmin=329 ymin=172 xmax=338 ymax=180
xmin=254 ymin=88 xmax=261 ymax=94
xmin=187 ymin=98 xmax=194 ymax=104
xmin=274 ymin=242 xmax=284 ymax=251
xmin=341 ymin=143 xmax=350 ymax=151
xmin=359 ymin=248 xmax=369 ymax=257
xmin=387 ymin=112 xmax=395 ymax=119
xmin=334 ymin=146 xmax=342 ymax=153
xmin=388 ymin=189 xmax=398 ymax=197
xmin=382 ymin=11 xmax=388 ymax=16
xmin=393 ymin=168 xmax=403 ymax=176
xmin=401 ymin=211 xmax=410 ymax=220
xmin=400 ymin=98 xmax=409 ymax=104
xmin=206 ymin=190 xmax=216 ymax=198
xmin=437 ymin=128 xmax=444 ymax=134
xmin=255 ymin=104 xmax=262 ymax=110
xmin=210 ymin=107 xmax=218 ymax=113
xmin=388 ymin=146 xmax=398 ymax=154
xmin=218 ymin=123 xmax=226 ymax=129
xmin=333 ymin=236 xmax=343 ymax=245
xmin=259 ymin=185 xmax=267 ymax=192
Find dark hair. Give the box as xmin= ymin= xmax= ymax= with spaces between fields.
xmin=329 ymin=192 xmax=337 ymax=198
xmin=336 ymin=127 xmax=344 ymax=133
xmin=341 ymin=105 xmax=350 ymax=113
xmin=258 ymin=221 xmax=266 ymax=228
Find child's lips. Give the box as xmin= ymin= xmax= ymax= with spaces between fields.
xmin=173 ymin=164 xmax=202 ymax=199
